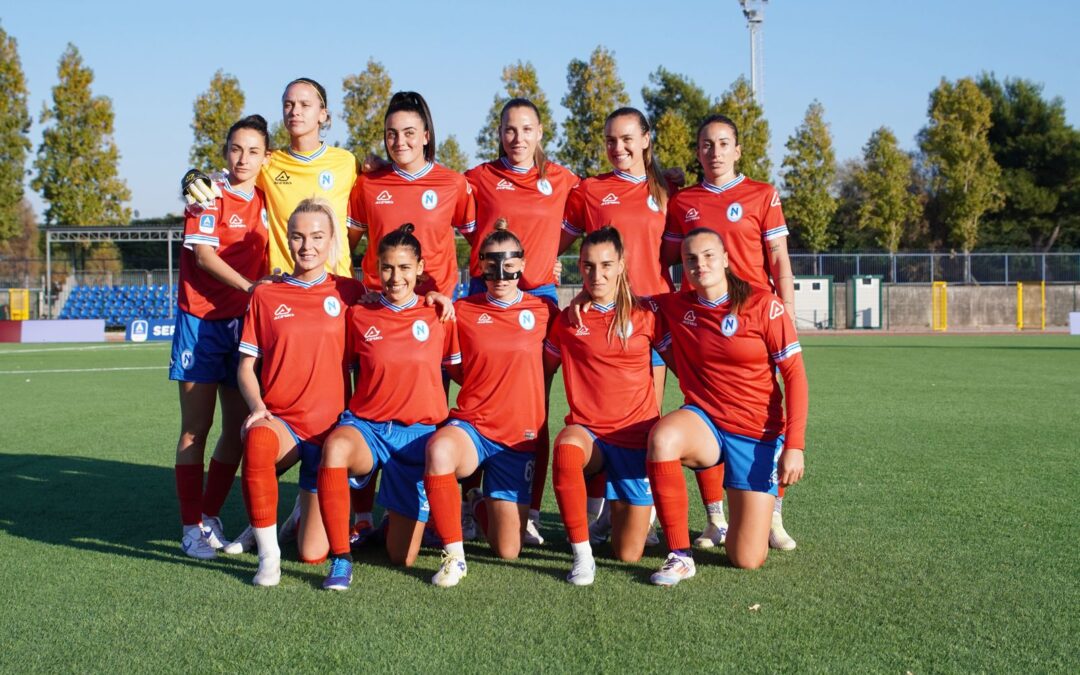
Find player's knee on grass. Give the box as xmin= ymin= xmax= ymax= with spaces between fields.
xmin=726 ymin=544 xmax=768 ymax=570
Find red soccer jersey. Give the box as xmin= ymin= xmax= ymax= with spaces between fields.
xmin=348 ymin=162 xmax=476 ymax=296
xmin=652 ymin=289 xmax=807 ymax=449
xmin=179 ymin=181 xmax=269 ymax=319
xmin=562 ymin=171 xmax=674 ymax=297
xmin=451 ymin=291 xmax=555 ymax=450
xmin=664 ymin=175 xmax=789 ymax=292
xmin=344 ymin=295 xmax=460 ymax=426
xmin=239 ymin=273 xmax=365 ymax=442
xmin=464 ymin=158 xmax=578 ymax=289
xmin=544 ymin=302 xmax=661 ymax=448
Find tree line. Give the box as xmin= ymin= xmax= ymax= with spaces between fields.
xmin=2 ymin=29 xmax=1078 ymax=264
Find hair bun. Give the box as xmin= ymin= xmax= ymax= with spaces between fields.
xmin=493 ymin=217 xmax=509 ymax=231
xmin=398 ymin=223 xmax=415 ymax=235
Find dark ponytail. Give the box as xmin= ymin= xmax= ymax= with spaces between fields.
xmin=498 ymin=98 xmax=548 ymax=179
xmin=378 ymin=223 xmax=422 ymax=260
xmin=606 ymin=107 xmax=668 ymax=213
xmin=385 ymin=91 xmax=436 ymax=162
xmin=223 ymin=114 xmax=271 ymax=156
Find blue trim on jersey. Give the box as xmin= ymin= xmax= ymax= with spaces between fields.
xmin=238 ymin=341 xmax=261 ymax=357
xmin=696 ymin=293 xmax=730 ymax=309
xmin=592 ymin=301 xmax=615 ymax=313
xmin=614 ymin=170 xmax=647 ymax=184
xmin=378 ymin=294 xmax=418 ymax=312
xmin=221 ymin=180 xmax=255 ymax=201
xmin=702 ymin=174 xmax=746 ymax=194
xmin=286 ymin=143 xmax=327 ymax=163
xmin=393 ymin=162 xmax=434 ymax=181
xmin=763 ymin=225 xmax=790 ymax=240
xmin=771 ymin=341 xmax=802 ymax=362
xmin=561 ymin=219 xmax=584 ymax=236
xmin=656 ymin=333 xmax=672 ymax=351
xmin=543 ymin=339 xmax=561 ymax=358
xmin=183 ymin=234 xmax=219 ymax=248
xmin=499 ymin=157 xmax=531 ymax=174
xmin=485 ymin=291 xmax=523 ymax=308
xmin=283 ymin=272 xmax=327 ymax=288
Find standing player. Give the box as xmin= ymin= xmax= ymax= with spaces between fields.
xmin=463 ymin=99 xmax=578 ymax=545
xmin=662 ymin=114 xmax=798 ymax=550
xmin=234 ymin=198 xmax=364 ymax=586
xmin=172 ymin=115 xmax=271 ymax=559
xmin=545 ymin=227 xmax=663 ymax=585
xmin=647 ymin=228 xmax=806 ymax=585
xmin=423 ymin=222 xmax=556 ymax=587
xmin=315 ymin=224 xmax=460 ymax=591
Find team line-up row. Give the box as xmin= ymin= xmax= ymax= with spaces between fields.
xmin=172 ymin=79 xmax=807 ymax=589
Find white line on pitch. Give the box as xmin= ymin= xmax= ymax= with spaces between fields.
xmin=0 ymin=344 xmax=167 ymax=356
xmin=0 ymin=366 xmax=166 ymax=375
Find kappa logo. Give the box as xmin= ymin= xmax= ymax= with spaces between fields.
xmin=421 ymin=189 xmax=438 ymax=210
xmin=364 ymin=326 xmax=383 ymax=341
xmin=198 ymin=214 xmax=216 ymax=233
xmin=477 ymin=313 xmax=493 ymax=325
xmin=682 ymin=310 xmax=697 ymax=327
xmin=496 ymin=179 xmax=515 ymax=191
xmin=685 ymin=208 xmax=701 ymax=223
xmin=771 ymin=191 xmax=782 ymax=207
xmin=228 ymin=214 xmax=245 ymax=228
xmin=600 ymin=193 xmax=620 ymax=206
xmin=376 ymin=190 xmax=394 ymax=205
xmin=318 ymin=170 xmax=334 ymax=190
xmin=323 ymin=296 xmax=341 ymax=317
xmin=575 ymin=324 xmax=590 ymax=337
xmin=727 ymin=202 xmax=744 ymax=222
xmin=721 ymin=314 xmax=739 ymax=337
xmin=273 ymin=304 xmax=294 ymax=320
xmin=274 ymin=170 xmax=291 ymax=185
xmin=412 ymin=320 xmax=430 ymax=342
xmin=536 ymin=178 xmax=552 ymax=196
xmin=769 ymin=300 xmax=785 ymax=320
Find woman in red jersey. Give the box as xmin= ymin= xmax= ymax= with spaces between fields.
xmin=423 ymin=221 xmax=556 ymax=588
xmin=546 ymin=227 xmax=665 ymax=586
xmin=171 ymin=115 xmax=272 ymax=560
xmin=315 ymin=224 xmax=460 ymax=591
xmin=662 ymin=113 xmax=799 ymax=551
xmin=235 ymin=198 xmax=365 ymax=586
xmin=647 ymin=228 xmax=806 ymax=586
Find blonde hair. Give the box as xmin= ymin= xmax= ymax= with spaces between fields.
xmin=287 ymin=197 xmax=340 ymax=272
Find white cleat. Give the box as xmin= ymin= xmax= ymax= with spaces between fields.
xmin=461 ymin=488 xmax=483 ymax=542
xmin=650 ymin=552 xmax=697 ymax=587
xmin=201 ymin=515 xmax=231 ymax=550
xmin=222 ymin=524 xmax=256 ymax=555
xmin=431 ymin=552 xmax=468 ymax=588
xmin=769 ymin=511 xmax=797 ymax=550
xmin=253 ymin=555 xmax=281 ymax=587
xmin=523 ymin=514 xmax=545 ymax=546
xmin=566 ymin=556 xmax=596 ymax=586
xmin=278 ymin=498 xmax=301 ymax=544
xmin=181 ymin=525 xmax=217 ymax=560
xmin=694 ymin=521 xmax=729 ymax=549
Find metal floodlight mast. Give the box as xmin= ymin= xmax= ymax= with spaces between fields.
xmin=739 ymin=0 xmax=767 ymax=106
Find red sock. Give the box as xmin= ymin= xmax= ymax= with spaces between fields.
xmin=647 ymin=460 xmax=690 ymax=551
xmin=424 ymin=473 xmax=462 ymax=546
xmin=778 ymin=484 xmax=786 ymax=499
xmin=317 ymin=467 xmax=351 ymax=556
xmin=242 ymin=426 xmax=279 ymax=528
xmin=350 ymin=468 xmax=378 ymax=514
xmin=695 ymin=463 xmax=725 ymax=505
xmin=586 ymin=471 xmax=607 ymax=499
xmin=552 ymin=444 xmax=589 ymax=544
xmin=174 ymin=464 xmax=203 ymax=526
xmin=529 ymin=423 xmax=550 ymax=511
xmin=473 ymin=498 xmax=489 ymax=537
xmin=202 ymin=457 xmax=239 ymax=518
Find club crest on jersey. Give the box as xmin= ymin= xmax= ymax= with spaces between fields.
xmin=412 ymin=320 xmax=430 ymax=342
xmin=682 ymin=310 xmax=697 ymax=327
xmin=180 ymin=350 xmax=195 ymax=370
xmin=260 ymin=208 xmax=268 ymax=227
xmin=727 ymin=202 xmax=743 ymax=222
xmin=771 ymin=191 xmax=782 ymax=207
xmin=477 ymin=313 xmax=493 ymax=325
xmin=421 ymin=189 xmax=438 ymax=210
xmin=318 ymin=170 xmax=334 ymax=190
xmin=721 ymin=314 xmax=739 ymax=337
xmin=647 ymin=195 xmax=660 ymax=212
xmin=323 ymin=296 xmax=341 ymax=317
xmin=228 ymin=214 xmax=245 ymax=228
xmin=198 ymin=214 xmax=216 ymax=233
xmin=769 ymin=300 xmax=785 ymax=320
xmin=600 ymin=193 xmax=620 ymax=206
xmin=684 ymin=208 xmax=701 ymax=223
xmin=537 ymin=178 xmax=552 ymax=196
xmin=376 ymin=190 xmax=394 ymax=205
xmin=273 ymin=304 xmax=294 ymax=320
xmin=575 ymin=324 xmax=590 ymax=337
xmin=496 ymin=179 xmax=515 ymax=191
xmin=274 ymin=170 xmax=291 ymax=185
xmin=364 ymin=326 xmax=382 ymax=341
xmin=615 ymin=320 xmax=634 ymax=339
xmin=518 ymin=309 xmax=536 ymax=331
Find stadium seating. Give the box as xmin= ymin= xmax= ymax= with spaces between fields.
xmin=58 ymin=284 xmax=175 ymax=328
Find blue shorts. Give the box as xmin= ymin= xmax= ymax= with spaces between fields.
xmin=650 ymin=348 xmax=664 ymax=368
xmin=336 ymin=410 xmax=435 ymax=522
xmin=277 ymin=418 xmax=322 ymax=493
xmin=684 ymin=405 xmax=783 ymax=496
xmin=169 ymin=309 xmax=242 ymax=387
xmin=469 ymin=277 xmax=559 ymax=306
xmin=584 ymin=429 xmax=652 ymax=506
xmin=447 ymin=419 xmax=534 ymax=505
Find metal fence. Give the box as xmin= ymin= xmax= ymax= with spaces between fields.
xmin=786 ymin=252 xmax=1080 ymax=284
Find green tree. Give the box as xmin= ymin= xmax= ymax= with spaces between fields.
xmin=31 ymin=44 xmax=130 ymax=226
xmin=641 ymin=67 xmax=709 ymax=181
xmin=715 ymin=76 xmax=772 ymax=182
xmin=854 ymin=127 xmax=922 ymax=254
xmin=918 ymin=77 xmax=1003 ymax=254
xmin=476 ymin=61 xmax=558 ymax=162
xmin=270 ymin=120 xmax=290 ymax=151
xmin=653 ymin=110 xmax=694 ymax=178
xmin=781 ymin=101 xmax=837 ymax=254
xmin=438 ymin=134 xmax=469 ymax=173
xmin=559 ymin=46 xmax=630 ymax=177
xmin=977 ymin=74 xmax=1080 ymax=252
xmin=0 ymin=24 xmax=32 ymax=243
xmin=342 ymin=59 xmax=392 ymax=161
xmin=189 ymin=70 xmax=244 ymax=172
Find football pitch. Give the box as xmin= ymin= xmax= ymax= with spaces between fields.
xmin=0 ymin=335 xmax=1076 ymax=673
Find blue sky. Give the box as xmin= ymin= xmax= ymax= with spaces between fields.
xmin=5 ymin=1 xmax=1079 ymax=220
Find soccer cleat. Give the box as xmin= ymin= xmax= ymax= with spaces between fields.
xmin=769 ymin=511 xmax=797 ymax=550
xmin=650 ymin=552 xmax=697 ymax=587
xmin=180 ymin=525 xmax=217 ymax=560
xmin=278 ymin=498 xmax=301 ymax=544
xmin=431 ymin=552 xmax=468 ymax=588
xmin=462 ymin=487 xmax=484 ymax=541
xmin=223 ymin=524 xmax=256 ymax=555
xmin=588 ymin=507 xmax=611 ymax=545
xmin=322 ymin=557 xmax=353 ymax=591
xmin=349 ymin=519 xmax=376 ymax=551
xmin=566 ymin=556 xmax=596 ymax=586
xmin=645 ymin=523 xmax=661 ymax=547
xmin=201 ymin=515 xmax=231 ymax=550
xmin=694 ymin=521 xmax=729 ymax=549
xmin=523 ymin=513 xmax=545 ymax=546
xmin=252 ymin=555 xmax=281 ymax=587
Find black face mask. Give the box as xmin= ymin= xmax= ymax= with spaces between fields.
xmin=481 ymin=250 xmax=524 ymax=281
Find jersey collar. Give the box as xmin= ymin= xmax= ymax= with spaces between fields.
xmin=696 ymin=292 xmax=730 ymax=308
xmin=592 ymin=300 xmax=615 ymax=313
xmin=286 ymin=143 xmax=328 ymax=163
xmin=614 ymin=170 xmax=647 ymax=184
xmin=485 ymin=290 xmax=523 ymax=308
xmin=702 ymin=174 xmax=745 ymax=194
xmin=379 ymin=294 xmax=418 ymax=312
xmin=499 ymin=157 xmax=532 ymax=174
xmin=221 ymin=180 xmax=255 ymax=202
xmin=393 ymin=162 xmax=434 ymax=181
xmin=283 ymin=272 xmax=327 ymax=288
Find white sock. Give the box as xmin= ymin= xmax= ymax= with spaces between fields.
xmin=586 ymin=497 xmax=604 ymax=521
xmin=570 ymin=540 xmax=593 ymax=561
xmin=254 ymin=525 xmax=280 ymax=559
xmin=528 ymin=509 xmax=541 ymax=523
xmin=705 ymin=500 xmax=727 ymax=525
xmin=774 ymin=497 xmax=784 ymax=515
xmin=445 ymin=541 xmax=465 ymax=559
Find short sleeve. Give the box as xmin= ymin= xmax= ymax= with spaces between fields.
xmin=238 ymin=292 xmax=261 ymax=357
xmin=347 ymin=178 xmax=367 ymax=231
xmin=442 ymin=317 xmax=462 ymax=366
xmin=761 ymin=189 xmax=789 ymax=241
xmin=183 ymin=200 xmax=222 ymax=250
xmin=453 ymin=176 xmax=477 ymax=235
xmin=562 ymin=183 xmax=586 ymax=237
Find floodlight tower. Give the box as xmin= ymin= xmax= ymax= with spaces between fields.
xmin=739 ymin=0 xmax=767 ymax=106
